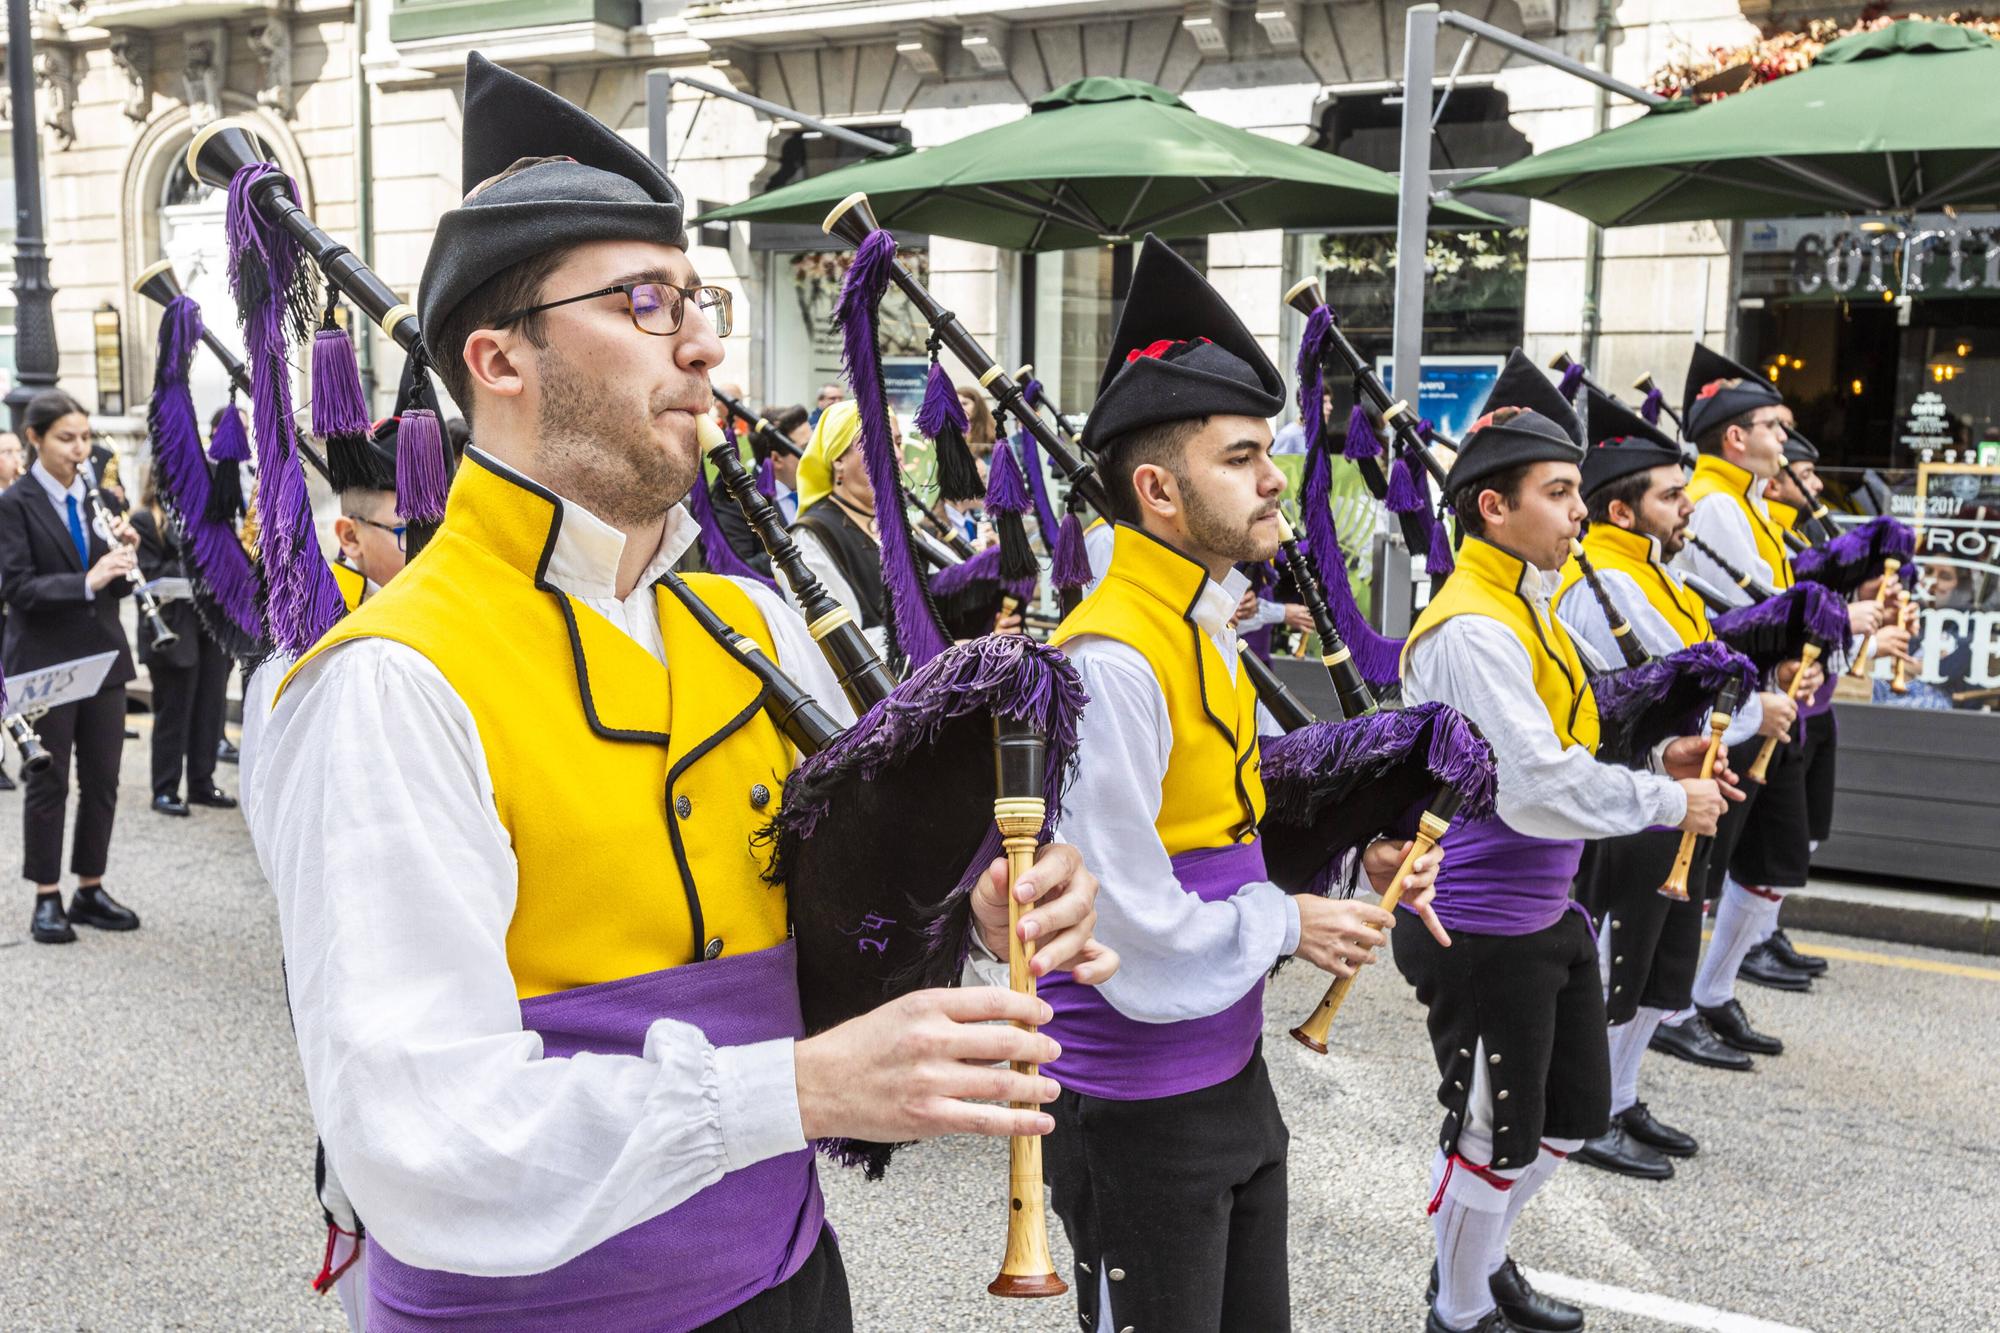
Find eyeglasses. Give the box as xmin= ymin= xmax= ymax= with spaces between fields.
xmin=349 ymin=514 xmax=408 ymax=553
xmin=494 ymin=281 xmax=733 ymax=339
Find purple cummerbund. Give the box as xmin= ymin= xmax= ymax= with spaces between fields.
xmin=366 ymin=940 xmax=824 ymax=1333
xmin=1041 ymin=840 xmax=1270 ymax=1101
xmin=1411 ymin=814 xmax=1587 ymax=937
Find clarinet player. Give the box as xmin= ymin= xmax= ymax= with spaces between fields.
xmin=0 ymin=390 xmax=144 ymax=944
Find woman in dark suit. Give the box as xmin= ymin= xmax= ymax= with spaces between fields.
xmin=0 ymin=390 xmax=143 ymax=944
xmin=130 ymin=467 xmax=235 ymax=818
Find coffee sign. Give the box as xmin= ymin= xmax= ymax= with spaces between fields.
xmin=1790 ymin=224 xmax=2000 ymax=297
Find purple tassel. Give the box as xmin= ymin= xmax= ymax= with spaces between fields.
xmin=686 ymin=452 xmax=778 ymax=591
xmin=145 ymin=295 xmax=264 ymax=648
xmin=1792 ymin=515 xmax=1917 ymax=595
xmin=311 ymin=325 xmax=375 ymax=493
xmin=227 ymin=162 xmax=344 ymax=657
xmin=203 ymin=396 xmax=251 ymax=526
xmin=985 ymin=437 xmax=1039 ymax=585
xmin=1384 ymin=455 xmax=1425 ymax=514
xmin=1343 ymin=403 xmax=1384 ymax=461
xmin=209 ymin=401 xmax=251 ymax=463
xmin=755 ymin=451 xmax=777 ymax=500
xmin=1639 ymin=386 xmax=1665 ymax=425
xmin=393 ymin=409 xmax=450 ymax=524
xmin=1557 ymin=360 xmax=1587 ymax=404
xmin=1300 ymin=430 xmax=1405 ymax=691
xmin=1296 ymin=305 xmax=1333 ymax=457
xmin=1051 ymin=509 xmax=1092 ymax=591
xmin=1594 ymin=641 xmax=1758 ymax=765
xmin=915 ymin=360 xmax=981 ymax=506
xmin=836 ymin=228 xmax=951 ymax=668
xmin=1014 ymin=426 xmax=1061 ymax=551
xmin=1427 ymin=509 xmax=1457 ymax=577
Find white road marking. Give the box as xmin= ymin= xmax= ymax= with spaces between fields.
xmin=1523 ymin=1270 xmax=1814 ymax=1333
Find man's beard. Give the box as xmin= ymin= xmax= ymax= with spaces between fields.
xmin=534 ymin=344 xmax=697 ymax=529
xmin=1182 ymin=473 xmax=1275 ymax=565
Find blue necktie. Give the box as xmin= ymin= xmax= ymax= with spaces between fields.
xmin=65 ymin=494 xmax=89 ymax=568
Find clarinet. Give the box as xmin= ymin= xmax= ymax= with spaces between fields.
xmin=1274 ymin=514 xmax=1378 ymax=718
xmin=1686 ymin=532 xmax=1777 ymax=602
xmin=700 ymin=416 xmax=898 ymax=712
xmin=82 ymin=468 xmax=179 ymax=652
xmin=665 ymin=575 xmax=842 ymax=756
xmin=4 ymin=712 xmax=52 ymax=774
xmin=1571 ymin=537 xmax=1653 ymax=669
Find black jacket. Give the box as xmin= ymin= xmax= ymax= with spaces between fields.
xmin=129 ymin=506 xmax=203 ymax=671
xmin=0 ymin=471 xmax=137 ymax=689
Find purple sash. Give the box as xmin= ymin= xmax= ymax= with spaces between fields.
xmin=1799 ymin=668 xmax=1838 ymax=719
xmin=366 ymin=941 xmax=823 ymax=1332
xmin=1041 ymin=841 xmax=1269 ymax=1100
xmin=1417 ymin=815 xmax=1586 ymax=937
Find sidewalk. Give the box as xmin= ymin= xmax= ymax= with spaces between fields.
xmin=1785 ymin=875 xmax=2000 ymax=956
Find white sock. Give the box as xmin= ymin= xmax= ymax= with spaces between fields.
xmin=1690 ymin=876 xmax=1783 ymax=1009
xmin=1606 ymin=1009 xmax=1665 ymax=1116
xmin=1429 ymin=1128 xmax=1523 ymax=1331
xmin=1496 ymin=1137 xmax=1582 ymax=1245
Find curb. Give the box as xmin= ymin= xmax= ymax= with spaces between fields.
xmin=1784 ymin=893 xmax=1998 ymax=957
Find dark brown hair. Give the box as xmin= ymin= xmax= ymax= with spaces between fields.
xmin=1449 ymin=461 xmax=1534 ymax=540
xmin=1098 ymin=416 xmax=1207 ymax=526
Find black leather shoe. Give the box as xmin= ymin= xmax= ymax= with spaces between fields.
xmin=1426 ymin=1306 xmax=1518 ymax=1333
xmin=1649 ymin=1015 xmax=1754 ymax=1070
xmin=187 ymin=785 xmax=238 ymax=810
xmin=1489 ymin=1258 xmax=1582 ymax=1332
xmin=152 ymin=793 xmax=190 ymax=817
xmin=31 ymin=893 xmax=75 ymax=944
xmin=1699 ymin=999 xmax=1782 ymax=1055
xmin=1573 ymin=1125 xmax=1675 ymax=1181
xmin=69 ymin=885 xmax=139 ymax=932
xmin=1767 ymin=928 xmax=1828 ymax=975
xmin=1617 ymin=1102 xmax=1698 ymax=1157
xmin=1739 ymin=942 xmax=1813 ymax=992
xmin=217 ymin=738 xmax=241 ymax=765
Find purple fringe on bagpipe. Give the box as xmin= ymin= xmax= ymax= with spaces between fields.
xmin=1052 ymin=509 xmax=1092 ymax=591
xmin=227 ymin=162 xmax=345 ymax=657
xmin=1557 ymin=361 xmax=1586 ymax=404
xmin=1791 ymin=515 xmax=1916 ymax=594
xmin=1384 ymin=454 xmax=1425 ymax=514
xmin=1261 ymin=703 xmax=1497 ymax=896
xmin=1014 ymin=426 xmax=1062 ymax=551
xmin=1401 ymin=422 xmax=1455 ymax=578
xmin=837 ymin=229 xmax=952 ymax=668
xmin=685 ymin=444 xmax=778 ymax=592
xmin=1343 ymin=403 xmax=1383 ymax=461
xmin=208 ymin=401 xmax=251 ymax=463
xmin=923 ymin=542 xmax=1032 ymax=602
xmin=1639 ymin=386 xmax=1665 ymax=426
xmin=1300 ymin=429 xmax=1406 ymax=691
xmin=1710 ymin=582 xmax=1851 ymax=673
xmin=394 ymin=409 xmax=450 ymax=524
xmin=1297 ymin=305 xmax=1332 ymax=458
xmin=1592 ymin=641 xmax=1758 ymax=765
xmin=146 ymin=297 xmax=265 ymax=646
xmin=914 ymin=359 xmax=968 ymax=440
xmin=309 ymin=327 xmax=372 ymax=439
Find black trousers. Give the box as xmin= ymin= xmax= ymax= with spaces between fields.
xmin=1044 ymin=1044 xmax=1291 ymax=1333
xmin=692 ymin=1227 xmax=851 ymax=1333
xmin=22 ymin=685 xmax=126 ymax=886
xmin=147 ymin=634 xmax=230 ymax=798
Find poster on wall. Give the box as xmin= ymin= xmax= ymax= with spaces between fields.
xmin=1377 ymin=356 xmax=1507 ymax=442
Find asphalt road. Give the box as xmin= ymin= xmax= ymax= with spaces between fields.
xmin=3 ymin=731 xmax=1997 ymax=1332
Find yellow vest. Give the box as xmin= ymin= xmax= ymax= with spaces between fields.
xmin=1405 ymin=537 xmax=1600 ymax=751
xmin=283 ymin=454 xmax=795 ymax=1000
xmin=1051 ymin=524 xmax=1264 ymax=851
xmin=1555 ymin=522 xmax=1713 ymax=649
xmin=1686 ymin=456 xmax=1795 ymax=590
xmin=330 ymin=558 xmax=366 ymax=614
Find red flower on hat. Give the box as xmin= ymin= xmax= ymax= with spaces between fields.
xmin=1467 ymin=406 xmax=1526 ymax=435
xmin=1126 ymin=336 xmax=1213 ymax=363
xmin=1696 ymin=377 xmax=1741 ymax=400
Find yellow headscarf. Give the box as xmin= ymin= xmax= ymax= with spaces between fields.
xmin=796 ymin=400 xmax=862 ymax=514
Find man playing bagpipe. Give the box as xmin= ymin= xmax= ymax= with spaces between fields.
xmin=1037 ymin=235 xmax=1443 ymax=1333
xmin=1394 ymin=353 xmax=1735 ymax=1333
xmin=1552 ymin=387 xmax=1794 ymax=1178
xmin=1659 ymin=345 xmax=1901 ymax=1061
xmin=249 ymin=55 xmax=1114 ymax=1332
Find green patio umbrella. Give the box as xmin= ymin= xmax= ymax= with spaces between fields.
xmin=696 ymin=76 xmax=1492 ymax=250
xmin=1464 ymin=20 xmax=2000 ymax=226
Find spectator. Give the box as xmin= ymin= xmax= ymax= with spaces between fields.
xmin=808 ymin=379 xmax=845 ymax=426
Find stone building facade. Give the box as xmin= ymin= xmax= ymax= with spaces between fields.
xmin=11 ymin=0 xmax=1796 ymax=448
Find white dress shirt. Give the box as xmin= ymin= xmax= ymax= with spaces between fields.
xmin=1052 ymin=565 xmax=1300 ymax=1025
xmin=1675 ymin=487 xmax=1778 ymax=609
xmin=29 ymin=459 xmax=95 ymax=599
xmin=1555 ymin=539 xmax=1763 ymax=747
xmin=247 ymin=450 xmax=855 ymax=1277
xmin=1404 ymin=557 xmax=1686 ymax=840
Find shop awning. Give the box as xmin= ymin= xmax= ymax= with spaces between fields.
xmin=694 ymin=76 xmax=1495 ymax=251
xmin=1463 ymin=20 xmax=2000 ymax=226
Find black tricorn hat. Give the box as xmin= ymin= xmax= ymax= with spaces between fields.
xmin=418 ymin=54 xmax=689 ymax=347
xmin=1581 ymin=386 xmax=1686 ymax=496
xmin=1443 ymin=349 xmax=1585 ymax=496
xmin=1782 ymin=425 xmax=1820 ymax=464
xmin=1079 ymin=234 xmax=1285 ymax=453
xmin=1682 ymin=342 xmax=1783 ymax=441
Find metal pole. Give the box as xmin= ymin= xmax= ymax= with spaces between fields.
xmin=1579 ymin=0 xmax=1615 ymax=369
xmin=6 ymin=0 xmax=59 ymax=430
xmin=1438 ymin=10 xmax=1666 ymax=107
xmin=353 ymin=0 xmax=377 ymax=405
xmin=658 ymin=73 xmax=903 ymax=157
xmin=1391 ymin=4 xmax=1438 ymax=411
